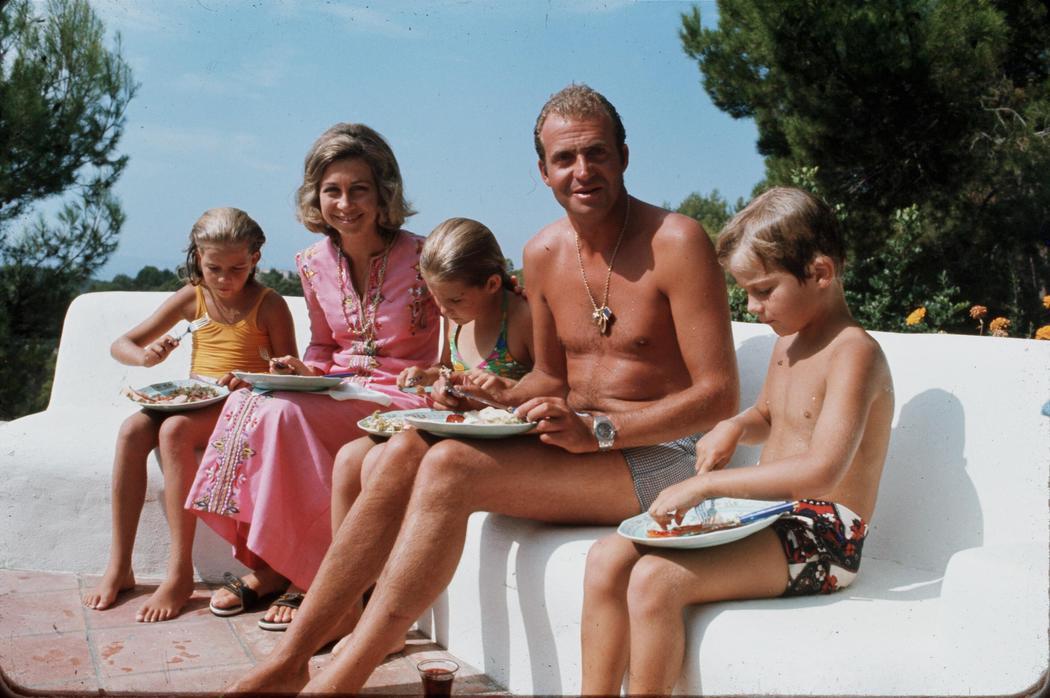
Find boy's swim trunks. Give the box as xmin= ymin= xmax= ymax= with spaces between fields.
xmin=771 ymin=499 xmax=868 ymax=596
xmin=622 ymin=434 xmax=702 ymax=510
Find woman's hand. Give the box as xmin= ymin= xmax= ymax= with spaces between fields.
xmin=516 ymin=397 xmax=595 ymax=453
xmin=694 ymin=420 xmax=743 ymax=473
xmin=267 ymin=356 xmax=314 ymax=376
xmin=647 ymin=476 xmax=707 ymax=530
xmin=398 ymin=365 xmax=438 ymax=390
xmin=142 ymin=335 xmax=178 ymax=367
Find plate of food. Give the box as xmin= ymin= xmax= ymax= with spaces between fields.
xmin=123 ymin=379 xmax=229 ymax=412
xmin=357 ymin=409 xmax=430 ymax=438
xmin=403 ymin=407 xmax=537 ymax=439
xmin=617 ymin=498 xmax=792 ymax=549
xmin=232 ymin=372 xmax=343 ymax=392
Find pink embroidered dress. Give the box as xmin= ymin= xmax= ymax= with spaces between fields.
xmin=187 ymin=231 xmax=439 ymax=589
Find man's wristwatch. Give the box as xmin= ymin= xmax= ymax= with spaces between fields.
xmin=591 ymin=414 xmax=617 ymax=451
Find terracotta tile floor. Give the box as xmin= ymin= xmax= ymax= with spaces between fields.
xmin=0 ymin=569 xmax=506 ymax=696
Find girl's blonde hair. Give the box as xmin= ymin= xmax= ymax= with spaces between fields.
xmin=182 ymin=207 xmax=266 ymax=285
xmin=420 ymin=218 xmax=514 ymax=290
xmin=296 ymin=123 xmax=414 ymax=244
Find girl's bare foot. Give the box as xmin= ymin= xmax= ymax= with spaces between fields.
xmin=83 ymin=568 xmax=135 ymax=610
xmin=209 ymin=567 xmax=286 ymax=613
xmin=136 ymin=575 xmax=196 ymax=622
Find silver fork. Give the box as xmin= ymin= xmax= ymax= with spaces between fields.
xmin=174 ymin=315 xmax=210 ymax=342
xmin=258 ymin=347 xmax=289 ymax=370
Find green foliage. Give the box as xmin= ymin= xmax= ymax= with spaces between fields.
xmin=0 ymin=0 xmax=136 ymax=420
xmin=673 ymin=189 xmax=744 ymax=240
xmin=682 ymin=0 xmax=1050 ymax=337
xmin=256 ymin=269 xmax=304 ymax=297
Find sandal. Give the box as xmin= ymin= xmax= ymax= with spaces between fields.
xmin=208 ymin=572 xmax=261 ymax=617
xmin=257 ymin=591 xmax=304 ymax=631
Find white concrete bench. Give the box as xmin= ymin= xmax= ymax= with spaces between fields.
xmin=2 ymin=291 xmax=1048 ymax=695
xmin=419 ymin=324 xmax=1050 ymax=696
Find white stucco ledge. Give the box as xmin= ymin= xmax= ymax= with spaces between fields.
xmin=2 ymin=291 xmax=1048 ymax=696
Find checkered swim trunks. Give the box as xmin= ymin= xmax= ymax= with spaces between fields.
xmin=622 ymin=434 xmax=702 ymax=510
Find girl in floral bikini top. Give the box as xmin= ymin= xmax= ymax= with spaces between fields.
xmin=399 ymin=216 xmax=533 ymax=390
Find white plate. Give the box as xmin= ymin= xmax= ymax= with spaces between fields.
xmin=357 ymin=409 xmax=431 ymax=438
xmin=403 ymin=409 xmax=537 ymax=439
xmin=232 ymin=372 xmax=342 ymax=392
xmin=125 ymin=378 xmax=229 ymax=412
xmin=617 ymin=497 xmax=788 ymax=549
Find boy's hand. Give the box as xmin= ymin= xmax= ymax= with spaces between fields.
xmin=648 ymin=476 xmax=707 ymax=529
xmin=694 ymin=420 xmax=744 ymax=473
xmin=142 ymin=335 xmax=178 ymax=367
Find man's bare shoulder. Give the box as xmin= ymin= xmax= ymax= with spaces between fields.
xmin=525 ymin=218 xmax=568 ymax=255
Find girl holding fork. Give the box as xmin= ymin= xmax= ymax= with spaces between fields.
xmin=83 ymin=207 xmax=297 ymax=623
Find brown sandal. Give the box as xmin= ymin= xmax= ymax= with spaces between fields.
xmin=257 ymin=591 xmax=304 ymax=631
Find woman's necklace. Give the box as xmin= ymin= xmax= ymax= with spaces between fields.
xmin=338 ymin=236 xmax=395 ymax=361
xmin=572 ymin=197 xmax=630 ymax=335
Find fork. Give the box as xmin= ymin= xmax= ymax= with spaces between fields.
xmin=173 ymin=315 xmax=210 ymax=342
xmin=444 ymin=384 xmax=514 ymax=412
xmin=258 ymin=347 xmax=289 ymax=370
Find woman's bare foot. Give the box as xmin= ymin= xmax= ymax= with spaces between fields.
xmin=259 ymin=584 xmax=304 ymax=628
xmin=210 ymin=567 xmax=286 ymax=613
xmin=136 ymin=574 xmax=196 ymax=622
xmin=83 ymin=568 xmax=135 ymax=610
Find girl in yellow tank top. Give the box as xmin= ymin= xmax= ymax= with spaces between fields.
xmin=84 ymin=207 xmax=298 ymax=624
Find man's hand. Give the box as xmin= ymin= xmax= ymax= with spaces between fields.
xmin=647 ymin=476 xmax=706 ymax=530
xmin=694 ymin=420 xmax=743 ymax=473
xmin=516 ymin=397 xmax=595 ymax=453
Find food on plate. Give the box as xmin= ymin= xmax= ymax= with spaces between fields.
xmin=461 ymin=406 xmax=524 ymax=425
xmin=645 ymin=519 xmax=739 ymax=538
xmin=123 ymin=383 xmax=222 ymax=405
xmin=361 ymin=410 xmax=408 ymax=434
xmin=445 ymin=414 xmax=466 ymax=423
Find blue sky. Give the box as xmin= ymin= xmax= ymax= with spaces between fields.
xmin=88 ymin=0 xmax=765 ymax=278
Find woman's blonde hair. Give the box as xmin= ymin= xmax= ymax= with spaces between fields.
xmin=420 ymin=218 xmax=513 ymax=290
xmin=296 ymin=123 xmax=414 ymax=243
xmin=182 ymin=207 xmax=266 ymax=285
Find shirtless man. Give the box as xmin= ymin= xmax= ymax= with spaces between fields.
xmin=581 ymin=186 xmax=895 ymax=694
xmin=227 ymin=83 xmax=738 ymax=694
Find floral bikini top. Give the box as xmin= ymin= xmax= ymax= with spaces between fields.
xmin=449 ymin=290 xmax=530 ymax=380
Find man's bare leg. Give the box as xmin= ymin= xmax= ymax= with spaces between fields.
xmin=83 ymin=411 xmax=162 ymax=610
xmin=331 ymin=436 xmax=382 ymax=536
xmin=301 ymin=436 xmax=640 ymax=694
xmin=580 ymin=533 xmax=643 ymax=695
xmin=225 ymin=429 xmax=434 ymax=694
xmin=623 ymin=530 xmax=787 ymax=694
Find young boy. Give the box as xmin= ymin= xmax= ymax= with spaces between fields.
xmin=579 ymin=186 xmax=894 ymax=695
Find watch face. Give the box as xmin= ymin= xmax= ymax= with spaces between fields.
xmin=595 ymin=421 xmax=615 ymax=440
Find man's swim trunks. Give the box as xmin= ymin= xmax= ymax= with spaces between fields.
xmin=622 ymin=434 xmax=701 ymax=510
xmin=770 ymin=499 xmax=868 ymax=596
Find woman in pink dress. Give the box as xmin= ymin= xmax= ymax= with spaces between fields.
xmin=188 ymin=123 xmax=440 ymax=629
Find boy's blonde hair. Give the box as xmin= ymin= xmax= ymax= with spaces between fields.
xmin=420 ymin=218 xmax=514 ymax=290
xmin=533 ymin=83 xmax=626 ymax=162
xmin=183 ymin=207 xmax=266 ymax=285
xmin=716 ymin=187 xmax=845 ymax=282
xmin=296 ymin=123 xmax=414 ymax=242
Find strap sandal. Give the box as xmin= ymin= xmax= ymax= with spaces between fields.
xmin=257 ymin=591 xmax=305 ymax=632
xmin=209 ymin=572 xmax=260 ymax=617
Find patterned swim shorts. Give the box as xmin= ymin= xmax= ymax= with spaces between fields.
xmin=622 ymin=434 xmax=702 ymax=510
xmin=771 ymin=500 xmax=868 ymax=596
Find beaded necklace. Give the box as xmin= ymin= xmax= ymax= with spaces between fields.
xmin=337 ymin=235 xmax=395 ymax=361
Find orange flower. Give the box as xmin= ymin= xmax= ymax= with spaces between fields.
xmin=905 ymin=307 xmax=926 ymax=326
xmin=969 ymin=305 xmax=988 ymax=319
xmin=1035 ymin=325 xmax=1050 ymax=340
xmin=1043 ymin=295 xmax=1050 ymax=310
xmin=989 ymin=316 xmax=1010 ymax=337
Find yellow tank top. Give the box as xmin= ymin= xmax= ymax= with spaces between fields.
xmin=190 ymin=285 xmax=273 ymax=379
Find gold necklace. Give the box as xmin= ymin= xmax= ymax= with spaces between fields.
xmin=572 ymin=197 xmax=630 ymax=334
xmin=338 ymin=237 xmax=395 ymax=364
